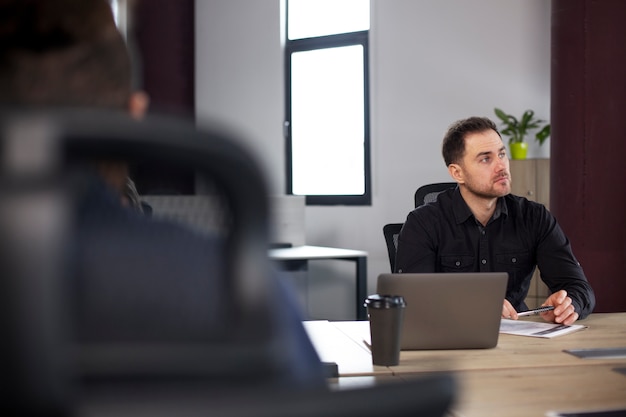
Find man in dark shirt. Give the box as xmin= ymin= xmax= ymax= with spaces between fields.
xmin=396 ymin=117 xmax=595 ymax=325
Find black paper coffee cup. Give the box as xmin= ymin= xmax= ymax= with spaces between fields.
xmin=364 ymin=294 xmax=406 ymax=366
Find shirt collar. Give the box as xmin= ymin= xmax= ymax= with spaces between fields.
xmin=452 ymin=188 xmax=509 ymax=225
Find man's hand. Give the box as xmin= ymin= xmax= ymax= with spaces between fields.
xmin=502 ymin=299 xmax=518 ymax=320
xmin=541 ymin=290 xmax=579 ymax=325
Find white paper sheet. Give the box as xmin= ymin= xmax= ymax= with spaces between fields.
xmin=499 ymin=318 xmax=587 ymax=338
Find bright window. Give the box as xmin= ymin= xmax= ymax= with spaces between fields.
xmin=287 ymin=0 xmax=370 ymax=40
xmin=285 ymin=0 xmax=370 ymax=205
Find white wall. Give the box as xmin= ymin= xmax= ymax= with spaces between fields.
xmin=196 ymin=0 xmax=551 ymax=319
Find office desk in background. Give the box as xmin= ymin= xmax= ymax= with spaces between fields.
xmin=269 ymin=245 xmax=368 ymax=320
xmin=304 ymin=313 xmax=626 ymax=417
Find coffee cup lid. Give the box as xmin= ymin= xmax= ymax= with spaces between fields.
xmin=364 ymin=294 xmax=406 ymax=309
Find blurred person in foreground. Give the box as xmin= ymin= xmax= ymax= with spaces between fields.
xmin=395 ymin=117 xmax=595 ymax=325
xmin=0 ymin=0 xmax=325 ymax=387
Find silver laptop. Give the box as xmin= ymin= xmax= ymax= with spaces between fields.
xmin=376 ymin=272 xmax=508 ymax=350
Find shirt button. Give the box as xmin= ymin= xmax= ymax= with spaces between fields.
xmin=481 ymin=230 xmax=486 ymax=235
xmin=512 ymin=257 xmax=517 ymax=263
xmin=455 ymin=261 xmax=461 ymax=267
xmin=481 ymin=259 xmax=487 ymax=265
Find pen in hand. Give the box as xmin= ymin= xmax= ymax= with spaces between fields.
xmin=517 ymin=305 xmax=555 ymax=317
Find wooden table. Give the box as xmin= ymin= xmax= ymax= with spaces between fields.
xmin=441 ymin=364 xmax=626 ymax=417
xmin=304 ymin=313 xmax=626 ymax=417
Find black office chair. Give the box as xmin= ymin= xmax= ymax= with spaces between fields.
xmin=0 ymin=109 xmax=310 ymax=397
xmin=1 ymin=110 xmax=456 ymax=417
xmin=414 ymin=182 xmax=457 ymax=207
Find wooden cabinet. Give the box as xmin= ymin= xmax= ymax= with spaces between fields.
xmin=509 ymin=158 xmax=550 ymax=309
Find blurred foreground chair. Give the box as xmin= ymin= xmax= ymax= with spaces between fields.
xmin=1 ymin=110 xmax=456 ymax=417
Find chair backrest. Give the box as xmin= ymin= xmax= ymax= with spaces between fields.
xmin=0 ymin=109 xmax=323 ymax=414
xmin=414 ymin=182 xmax=457 ymax=207
xmin=383 ymin=223 xmax=404 ymax=272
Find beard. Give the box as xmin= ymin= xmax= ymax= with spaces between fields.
xmin=463 ymin=173 xmax=511 ymax=199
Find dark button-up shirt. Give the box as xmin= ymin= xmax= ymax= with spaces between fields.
xmin=395 ymin=187 xmax=595 ymax=318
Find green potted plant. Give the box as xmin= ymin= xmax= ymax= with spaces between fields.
xmin=494 ymin=108 xmax=551 ymax=160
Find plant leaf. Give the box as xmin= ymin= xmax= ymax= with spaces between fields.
xmin=535 ymin=124 xmax=551 ymax=145
xmin=494 ymin=108 xmax=510 ymax=123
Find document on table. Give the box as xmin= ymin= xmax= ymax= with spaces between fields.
xmin=499 ymin=318 xmax=587 ymax=338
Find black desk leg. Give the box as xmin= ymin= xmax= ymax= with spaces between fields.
xmin=356 ymin=256 xmax=367 ymax=320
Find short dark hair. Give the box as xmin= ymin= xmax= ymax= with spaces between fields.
xmin=0 ymin=0 xmax=132 ymax=109
xmin=441 ymin=116 xmax=501 ymax=166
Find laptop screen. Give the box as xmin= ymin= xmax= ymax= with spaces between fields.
xmin=376 ymin=272 xmax=508 ymax=350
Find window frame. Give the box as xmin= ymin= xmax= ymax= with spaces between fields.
xmin=284 ymin=28 xmax=371 ymax=206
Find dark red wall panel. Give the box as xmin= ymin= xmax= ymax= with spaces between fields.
xmin=134 ymin=0 xmax=195 ymax=116
xmin=551 ymin=0 xmax=626 ymax=312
